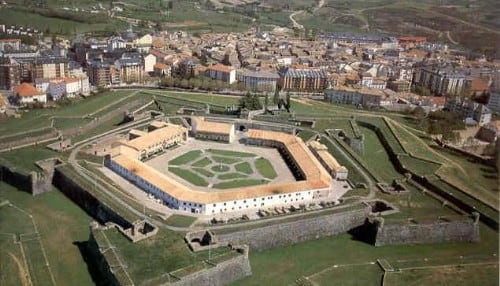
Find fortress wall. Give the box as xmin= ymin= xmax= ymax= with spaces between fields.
xmin=216 ymin=206 xmax=370 ymax=251
xmin=374 ymin=219 xmax=480 ymax=246
xmin=53 ymin=167 xmax=133 ymax=229
xmin=167 ymin=249 xmax=252 ymax=286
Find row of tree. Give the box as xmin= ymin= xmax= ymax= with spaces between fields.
xmin=239 ymin=89 xmax=292 ymax=113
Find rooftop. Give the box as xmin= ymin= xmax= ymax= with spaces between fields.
xmin=192 ymin=117 xmax=233 ymax=135
xmin=14 ymin=83 xmax=44 ymax=97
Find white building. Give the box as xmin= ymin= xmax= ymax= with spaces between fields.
xmin=240 ymin=70 xmax=279 ymax=92
xmin=14 ymin=83 xmax=47 ymax=104
xmin=206 ymin=64 xmax=236 ymax=84
xmin=143 ymin=54 xmax=156 ymax=73
xmin=106 ymin=126 xmax=336 ymax=215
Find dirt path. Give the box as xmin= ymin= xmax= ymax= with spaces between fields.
xmin=446 ymin=31 xmax=459 ymax=45
xmin=289 ymin=10 xmax=304 ymax=29
xmin=9 ymin=252 xmax=32 ymax=286
xmin=314 ymin=0 xmax=325 ymax=13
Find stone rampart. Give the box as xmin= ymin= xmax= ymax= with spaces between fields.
xmin=216 ymin=206 xmax=370 ymax=251
xmin=0 ymin=158 xmax=54 ymax=195
xmin=167 ymin=249 xmax=252 ymax=286
xmin=0 ymin=159 xmax=32 ymax=192
xmin=374 ymin=218 xmax=480 ymax=246
xmin=53 ymin=167 xmax=133 ymax=229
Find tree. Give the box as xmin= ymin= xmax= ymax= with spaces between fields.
xmin=273 ymin=88 xmax=280 ymax=105
xmin=284 ymin=92 xmax=291 ymax=112
xmin=167 ymin=1 xmax=173 ymax=10
xmin=239 ymin=91 xmax=262 ymax=111
xmin=264 ymin=93 xmax=269 ymax=111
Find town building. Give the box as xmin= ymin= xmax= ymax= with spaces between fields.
xmin=0 ymin=39 xmax=21 ymax=51
xmin=116 ymin=121 xmax=188 ymax=160
xmin=206 ymin=64 xmax=236 ymax=84
xmin=308 ymin=141 xmax=348 ymax=180
xmin=280 ymin=68 xmax=329 ymax=92
xmin=143 ymin=54 xmax=156 ymax=73
xmin=32 ymin=56 xmax=69 ymax=80
xmin=153 ymin=63 xmax=171 ymax=77
xmin=14 ymin=82 xmax=47 ymax=105
xmin=190 ymin=117 xmax=235 ymax=143
xmin=240 ymin=69 xmax=280 ymax=92
xmin=324 ymin=86 xmax=393 ymax=107
xmin=413 ymin=66 xmax=468 ymax=96
xmin=487 ymin=91 xmax=500 ymax=113
xmin=0 ymin=95 xmax=5 ymax=113
xmin=0 ymin=57 xmax=20 ymax=90
xmin=445 ymin=97 xmax=492 ymax=125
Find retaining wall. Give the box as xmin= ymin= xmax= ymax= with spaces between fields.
xmin=374 ymin=219 xmax=480 ymax=246
xmin=167 ymin=250 xmax=252 ymax=286
xmin=53 ymin=167 xmax=133 ymax=229
xmin=356 ymin=120 xmax=498 ymax=230
xmin=0 ymin=159 xmax=53 ymax=195
xmin=216 ymin=206 xmax=370 ymax=251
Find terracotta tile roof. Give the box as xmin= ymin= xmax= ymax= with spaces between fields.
xmin=192 ymin=117 xmax=233 ymax=135
xmin=63 ymin=77 xmax=79 ymax=83
xmin=207 ymin=64 xmax=234 ymax=73
xmin=470 ymin=78 xmax=489 ymax=92
xmin=0 ymin=38 xmax=21 ymax=43
xmin=14 ymin=83 xmax=44 ymax=97
xmin=111 ymin=128 xmax=332 ymax=204
xmin=152 ymin=39 xmax=165 ymax=48
xmin=154 ymin=62 xmax=169 ymax=69
xmin=149 ymin=49 xmax=168 ymax=59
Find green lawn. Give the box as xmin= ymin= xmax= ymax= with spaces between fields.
xmin=0 ymin=234 xmax=24 ymax=286
xmin=384 ymin=264 xmax=499 ymax=286
xmin=211 ymin=164 xmax=230 ymax=173
xmin=94 ymin=227 xmax=232 ymax=285
xmin=234 ymin=223 xmax=499 ymax=286
xmin=359 ymin=126 xmax=403 ymax=183
xmin=192 ymin=167 xmax=215 ymax=178
xmin=254 ymin=158 xmax=277 ymax=180
xmin=0 ymin=183 xmax=94 ymax=286
xmin=0 ymin=90 xmax=136 ymax=137
xmin=385 ymin=118 xmax=445 ymax=163
xmin=168 ymin=167 xmax=208 ymax=187
xmin=218 ymin=173 xmax=248 ymax=180
xmin=213 ymin=179 xmax=268 ymax=189
xmin=212 ymin=156 xmax=241 ymax=164
xmin=169 ymin=150 xmax=202 ymax=166
xmin=22 ymin=238 xmax=54 ymax=286
xmin=309 ymin=264 xmax=384 ymax=286
xmin=0 ymin=145 xmax=60 ymax=172
xmin=192 ymin=157 xmax=212 ymax=168
xmin=0 ymin=8 xmax=126 ymax=36
xmin=398 ymin=155 xmax=441 ymax=177
xmin=164 ymin=214 xmax=197 ymax=228
xmin=297 ymin=130 xmax=317 ymax=142
xmin=235 ymin=162 xmax=254 ymax=175
xmin=207 ymin=149 xmax=256 ymax=158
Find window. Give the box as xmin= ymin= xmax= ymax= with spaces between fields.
xmin=213 ymin=204 xmax=216 ymax=207
xmin=223 ymin=202 xmax=226 ymax=206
